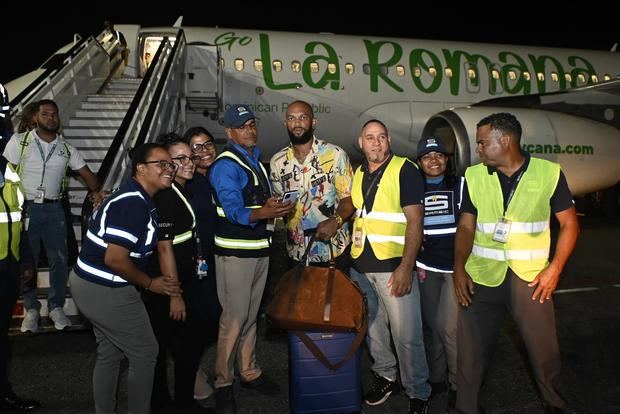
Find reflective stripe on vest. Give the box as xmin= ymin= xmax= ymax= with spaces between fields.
xmin=171 ymin=184 xmax=196 ymax=246
xmin=464 ymin=158 xmax=560 ymax=286
xmin=215 ymin=152 xmax=269 ymax=186
xmin=0 ymin=163 xmax=25 ymax=260
xmin=350 ymin=156 xmax=411 ymax=260
xmin=214 ymin=236 xmax=270 ymax=250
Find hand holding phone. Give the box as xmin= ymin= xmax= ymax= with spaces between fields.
xmin=281 ymin=190 xmax=299 ymax=204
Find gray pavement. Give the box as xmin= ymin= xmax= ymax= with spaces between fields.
xmin=6 ymin=216 xmax=620 ymax=413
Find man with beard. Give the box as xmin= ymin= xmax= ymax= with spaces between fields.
xmin=269 ymin=100 xmax=355 ymax=270
xmin=3 ymin=99 xmax=102 ymax=334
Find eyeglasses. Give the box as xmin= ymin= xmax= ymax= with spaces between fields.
xmin=191 ymin=141 xmax=215 ymax=151
xmin=143 ymin=160 xmax=179 ymax=171
xmin=172 ymin=154 xmax=202 ymax=165
xmin=234 ymin=121 xmax=257 ymax=131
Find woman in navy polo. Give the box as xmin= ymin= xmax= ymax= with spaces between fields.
xmin=70 ymin=143 xmax=181 ymax=414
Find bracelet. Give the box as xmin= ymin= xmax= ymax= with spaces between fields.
xmin=332 ymin=214 xmax=343 ymax=228
xmin=146 ymin=278 xmax=153 ymax=291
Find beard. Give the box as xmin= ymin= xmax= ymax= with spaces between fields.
xmin=287 ymin=127 xmax=313 ymax=145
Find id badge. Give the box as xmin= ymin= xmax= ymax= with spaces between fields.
xmin=353 ymin=226 xmax=364 ymax=248
xmin=34 ymin=187 xmax=45 ymax=204
xmin=492 ymin=218 xmax=512 ymax=243
xmin=196 ymin=258 xmax=208 ymax=279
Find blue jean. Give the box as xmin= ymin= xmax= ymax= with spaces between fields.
xmin=23 ymin=202 xmax=68 ymax=311
xmin=350 ymin=268 xmax=431 ymax=400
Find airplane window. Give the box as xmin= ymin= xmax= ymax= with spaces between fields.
xmin=537 ymin=72 xmax=545 ymax=82
xmin=604 ymin=74 xmax=611 ymax=81
xmin=467 ymin=68 xmax=477 ymax=80
xmin=234 ymin=58 xmax=244 ymax=71
xmin=273 ymin=60 xmax=283 ymax=72
xmin=220 ymin=58 xmax=225 ymax=69
xmin=577 ymin=73 xmax=586 ymax=84
xmin=291 ymin=61 xmax=301 ymax=72
xmin=363 ymin=64 xmax=388 ymax=75
xmin=327 ymin=63 xmax=337 ymax=74
xmin=428 ymin=67 xmax=437 ymax=78
xmin=396 ymin=65 xmax=406 ymax=77
xmin=523 ymin=72 xmax=531 ymax=81
xmin=345 ymin=63 xmax=354 ymax=75
xmin=591 ymin=74 xmax=599 ymax=83
xmin=254 ymin=59 xmax=263 ymax=72
xmin=508 ymin=71 xmax=517 ymax=81
xmin=564 ymin=73 xmax=571 ymax=83
xmin=444 ymin=68 xmax=453 ymax=78
xmin=492 ymin=69 xmax=501 ymax=80
xmin=414 ymin=66 xmax=422 ymax=78
xmin=310 ymin=62 xmax=320 ymax=73
xmin=551 ymin=72 xmax=559 ymax=82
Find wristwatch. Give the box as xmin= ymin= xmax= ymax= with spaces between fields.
xmin=332 ymin=214 xmax=343 ymax=228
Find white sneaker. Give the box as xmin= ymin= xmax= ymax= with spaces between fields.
xmin=20 ymin=309 xmax=40 ymax=333
xmin=194 ymin=368 xmax=214 ymax=400
xmin=49 ymin=308 xmax=72 ymax=330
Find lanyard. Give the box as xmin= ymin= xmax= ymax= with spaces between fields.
xmin=34 ymin=137 xmax=58 ymax=187
xmin=360 ymin=168 xmax=384 ymax=217
xmin=502 ymin=169 xmax=525 ymax=217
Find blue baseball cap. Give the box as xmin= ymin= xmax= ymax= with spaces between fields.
xmin=223 ymin=105 xmax=255 ymax=128
xmin=417 ymin=136 xmax=448 ymax=158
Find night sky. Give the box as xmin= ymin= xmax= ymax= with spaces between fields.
xmin=2 ymin=8 xmax=617 ymax=88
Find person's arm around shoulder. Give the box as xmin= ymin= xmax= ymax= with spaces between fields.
xmin=528 ymin=205 xmax=579 ymax=303
xmin=454 ymin=212 xmax=477 ymax=306
xmin=104 ymin=243 xmax=180 ymax=296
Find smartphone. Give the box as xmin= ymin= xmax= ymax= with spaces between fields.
xmin=281 ymin=190 xmax=299 ymax=204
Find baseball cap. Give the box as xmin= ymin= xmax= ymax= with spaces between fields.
xmin=417 ymin=136 xmax=448 ymax=158
xmin=223 ymin=105 xmax=255 ymax=128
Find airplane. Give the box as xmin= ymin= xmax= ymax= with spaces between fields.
xmin=3 ymin=17 xmax=620 ymax=330
xmin=5 ymin=17 xmax=620 ymax=198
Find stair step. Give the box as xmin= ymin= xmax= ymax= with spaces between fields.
xmin=86 ymin=95 xmax=134 ymax=103
xmin=81 ymin=102 xmax=130 ymax=110
xmin=74 ymin=109 xmax=127 ymax=118
xmin=68 ymin=118 xmax=123 ymax=127
xmin=63 ymin=127 xmax=117 ymax=137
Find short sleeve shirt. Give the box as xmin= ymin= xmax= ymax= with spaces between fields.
xmin=2 ymin=131 xmax=86 ymax=199
xmin=270 ymin=137 xmax=353 ymax=262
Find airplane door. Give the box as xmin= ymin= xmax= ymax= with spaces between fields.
xmin=185 ymin=44 xmax=222 ymax=117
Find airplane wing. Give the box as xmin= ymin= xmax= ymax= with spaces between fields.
xmin=474 ymin=79 xmax=620 ymax=129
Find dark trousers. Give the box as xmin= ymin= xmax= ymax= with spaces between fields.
xmin=0 ymin=259 xmax=20 ymax=397
xmin=456 ymin=268 xmax=565 ymax=414
xmin=144 ymin=269 xmax=221 ymax=407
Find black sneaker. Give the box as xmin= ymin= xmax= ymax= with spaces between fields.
xmin=408 ymin=398 xmax=429 ymax=414
xmin=240 ymin=375 xmax=280 ymax=396
xmin=364 ymin=372 xmax=399 ymax=405
xmin=215 ymin=385 xmax=235 ymax=414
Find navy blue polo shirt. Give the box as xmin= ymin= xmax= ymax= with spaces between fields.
xmin=75 ymin=178 xmax=158 ymax=287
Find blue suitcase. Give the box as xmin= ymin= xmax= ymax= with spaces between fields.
xmin=288 ymin=331 xmax=362 ymax=414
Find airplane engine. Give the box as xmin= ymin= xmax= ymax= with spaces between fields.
xmin=422 ymin=106 xmax=620 ymax=196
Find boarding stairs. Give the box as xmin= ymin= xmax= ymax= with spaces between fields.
xmin=9 ymin=28 xmax=187 ymax=334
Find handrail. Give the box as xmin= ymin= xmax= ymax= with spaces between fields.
xmin=9 ymin=35 xmax=89 ymax=115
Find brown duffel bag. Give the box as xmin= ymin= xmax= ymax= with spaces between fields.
xmin=267 ymin=236 xmax=367 ymax=371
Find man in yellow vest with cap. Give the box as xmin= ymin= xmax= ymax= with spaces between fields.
xmin=0 ymin=154 xmax=40 ymax=411
xmin=454 ymin=113 xmax=580 ymax=414
xmin=349 ymin=119 xmax=431 ymax=414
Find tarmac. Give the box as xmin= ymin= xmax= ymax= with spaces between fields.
xmin=6 ymin=216 xmax=620 ymax=414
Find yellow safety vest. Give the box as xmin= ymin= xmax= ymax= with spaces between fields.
xmin=465 ymin=158 xmax=560 ymax=286
xmin=0 ymin=162 xmax=25 ymax=261
xmin=351 ymin=156 xmax=410 ymax=260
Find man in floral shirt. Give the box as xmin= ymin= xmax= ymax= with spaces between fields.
xmin=270 ymin=100 xmax=354 ymax=270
